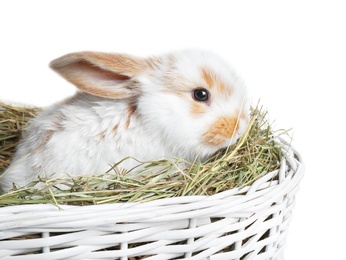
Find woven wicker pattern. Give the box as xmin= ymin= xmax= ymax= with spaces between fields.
xmin=0 ymin=142 xmax=303 ymax=260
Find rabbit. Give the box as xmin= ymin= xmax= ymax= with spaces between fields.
xmin=0 ymin=49 xmax=249 ymax=193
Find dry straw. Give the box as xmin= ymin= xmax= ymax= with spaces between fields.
xmin=0 ymin=102 xmax=41 ymax=172
xmin=0 ymin=101 xmax=289 ymax=207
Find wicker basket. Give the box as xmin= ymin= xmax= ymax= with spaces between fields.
xmin=0 ymin=141 xmax=303 ymax=260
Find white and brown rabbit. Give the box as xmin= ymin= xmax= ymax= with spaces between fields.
xmin=0 ymin=50 xmax=249 ymax=193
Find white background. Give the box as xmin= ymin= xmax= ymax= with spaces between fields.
xmin=1 ymin=0 xmax=345 ymax=259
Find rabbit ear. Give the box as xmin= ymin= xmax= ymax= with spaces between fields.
xmin=50 ymin=52 xmax=147 ymax=99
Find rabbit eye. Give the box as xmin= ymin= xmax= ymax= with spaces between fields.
xmin=193 ymin=88 xmax=209 ymax=102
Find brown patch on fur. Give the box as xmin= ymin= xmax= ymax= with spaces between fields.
xmin=52 ymin=121 xmax=64 ymax=132
xmin=125 ymin=99 xmax=138 ymax=129
xmin=128 ymin=100 xmax=137 ymax=116
xmin=112 ymin=124 xmax=119 ymax=134
xmin=98 ymin=129 xmax=107 ymax=139
xmin=202 ymin=117 xmax=239 ymax=146
xmin=201 ymin=68 xmax=214 ymax=87
xmin=35 ymin=130 xmax=54 ymax=152
xmin=201 ymin=68 xmax=233 ymax=96
xmin=125 ymin=120 xmax=131 ymax=129
xmin=190 ymin=102 xmax=206 ymax=116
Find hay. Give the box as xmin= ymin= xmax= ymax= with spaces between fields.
xmin=0 ymin=101 xmax=289 ymax=207
xmin=0 ymin=102 xmax=41 ymax=172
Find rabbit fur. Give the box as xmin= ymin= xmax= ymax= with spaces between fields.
xmin=0 ymin=49 xmax=249 ymax=193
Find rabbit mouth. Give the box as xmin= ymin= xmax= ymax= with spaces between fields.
xmin=202 ymin=116 xmax=241 ymax=147
xmin=204 ymin=134 xmax=240 ymax=150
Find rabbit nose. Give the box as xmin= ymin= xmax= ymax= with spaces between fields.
xmin=202 ymin=116 xmax=240 ymax=146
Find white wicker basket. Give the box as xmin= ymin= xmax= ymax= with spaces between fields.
xmin=0 ymin=142 xmax=303 ymax=260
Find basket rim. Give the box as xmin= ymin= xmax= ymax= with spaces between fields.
xmin=0 ymin=141 xmax=304 ymax=225
xmin=0 ymin=141 xmax=303 ymax=210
